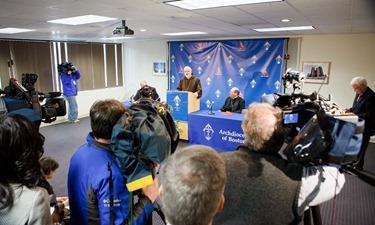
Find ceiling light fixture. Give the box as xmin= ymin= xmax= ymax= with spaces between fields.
xmin=281 ymin=19 xmax=291 ymax=22
xmin=0 ymin=28 xmax=35 ymax=34
xmin=161 ymin=31 xmax=208 ymax=36
xmin=100 ymin=37 xmax=135 ymax=40
xmin=164 ymin=0 xmax=283 ymax=10
xmin=47 ymin=15 xmax=116 ymax=25
xmin=253 ymin=26 xmax=314 ymax=32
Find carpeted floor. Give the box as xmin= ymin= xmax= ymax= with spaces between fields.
xmin=40 ymin=117 xmax=375 ymax=225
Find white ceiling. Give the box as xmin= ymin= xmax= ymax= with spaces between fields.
xmin=0 ymin=0 xmax=374 ymax=43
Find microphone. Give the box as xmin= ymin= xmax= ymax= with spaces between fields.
xmin=208 ymin=101 xmax=215 ymax=115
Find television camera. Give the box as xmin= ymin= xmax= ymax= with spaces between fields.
xmin=58 ymin=62 xmax=77 ymax=74
xmin=269 ymin=68 xmax=375 ymax=186
xmin=0 ymin=73 xmax=66 ymax=126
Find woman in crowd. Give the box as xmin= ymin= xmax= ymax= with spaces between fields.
xmin=0 ymin=114 xmax=52 ymax=225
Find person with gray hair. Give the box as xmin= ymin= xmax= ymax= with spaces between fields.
xmin=343 ymin=76 xmax=375 ymax=170
xmin=160 ymin=145 xmax=226 ymax=225
xmin=133 ymin=80 xmax=160 ymax=101
xmin=219 ymin=87 xmax=245 ymax=113
xmin=176 ymin=66 xmax=202 ymax=98
xmin=213 ymin=102 xmax=345 ymax=225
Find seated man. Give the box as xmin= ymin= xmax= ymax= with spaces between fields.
xmin=219 ymin=87 xmax=245 ymax=113
xmin=213 ymin=103 xmax=345 ymax=225
xmin=133 ymin=80 xmax=159 ymax=101
xmin=160 ymin=145 xmax=226 ymax=225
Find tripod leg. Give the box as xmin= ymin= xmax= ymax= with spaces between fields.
xmin=311 ymin=205 xmax=322 ymax=225
xmin=304 ymin=208 xmax=312 ymax=225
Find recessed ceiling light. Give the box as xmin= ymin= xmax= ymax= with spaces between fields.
xmin=281 ymin=19 xmax=291 ymax=22
xmin=0 ymin=28 xmax=35 ymax=34
xmin=161 ymin=31 xmax=208 ymax=36
xmin=253 ymin=26 xmax=314 ymax=32
xmin=100 ymin=37 xmax=135 ymax=40
xmin=47 ymin=15 xmax=116 ymax=25
xmin=140 ymin=29 xmax=146 ymax=32
xmin=164 ymin=0 xmax=283 ymax=10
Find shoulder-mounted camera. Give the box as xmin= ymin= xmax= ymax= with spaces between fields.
xmin=58 ymin=62 xmax=76 ymax=75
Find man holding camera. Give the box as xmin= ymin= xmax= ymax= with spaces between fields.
xmin=213 ymin=103 xmax=345 ymax=225
xmin=68 ymin=99 xmax=158 ymax=225
xmin=59 ymin=62 xmax=81 ymax=124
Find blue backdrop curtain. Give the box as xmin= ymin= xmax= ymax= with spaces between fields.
xmin=168 ymin=38 xmax=285 ymax=111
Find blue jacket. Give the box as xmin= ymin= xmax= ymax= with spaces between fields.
xmin=60 ymin=70 xmax=81 ymax=96
xmin=68 ymin=133 xmax=154 ymax=225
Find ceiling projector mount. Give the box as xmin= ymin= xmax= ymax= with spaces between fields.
xmin=113 ymin=20 xmax=134 ymax=36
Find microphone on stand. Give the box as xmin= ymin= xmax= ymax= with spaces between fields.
xmin=208 ymin=101 xmax=215 ymax=115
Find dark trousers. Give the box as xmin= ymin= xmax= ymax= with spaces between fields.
xmin=355 ymin=132 xmax=371 ymax=169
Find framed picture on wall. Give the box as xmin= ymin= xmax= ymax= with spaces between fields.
xmin=153 ymin=61 xmax=166 ymax=76
xmin=302 ymin=61 xmax=331 ymax=84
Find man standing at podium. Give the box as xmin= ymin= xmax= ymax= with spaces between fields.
xmin=177 ymin=66 xmax=202 ymax=99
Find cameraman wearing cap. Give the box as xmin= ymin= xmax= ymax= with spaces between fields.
xmin=59 ymin=62 xmax=81 ymax=124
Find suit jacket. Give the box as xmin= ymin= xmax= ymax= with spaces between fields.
xmin=0 ymin=184 xmax=52 ymax=225
xmin=220 ymin=96 xmax=245 ymax=113
xmin=350 ymin=87 xmax=375 ymax=135
xmin=213 ymin=146 xmax=303 ymax=225
xmin=133 ymin=86 xmax=159 ymax=101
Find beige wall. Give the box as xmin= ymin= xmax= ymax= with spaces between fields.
xmin=123 ymin=40 xmax=169 ymax=102
xmin=295 ymin=33 xmax=375 ymax=109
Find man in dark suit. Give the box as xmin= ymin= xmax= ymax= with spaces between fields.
xmin=219 ymin=87 xmax=245 ymax=113
xmin=133 ymin=80 xmax=159 ymax=102
xmin=344 ymin=76 xmax=375 ymax=170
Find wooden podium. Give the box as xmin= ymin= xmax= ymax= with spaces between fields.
xmin=166 ymin=90 xmax=200 ymax=140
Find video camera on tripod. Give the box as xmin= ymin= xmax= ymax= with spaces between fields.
xmin=263 ymin=69 xmax=364 ymax=169
xmin=0 ymin=73 xmax=66 ymax=126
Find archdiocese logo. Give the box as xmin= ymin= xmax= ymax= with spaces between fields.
xmin=203 ymin=123 xmax=214 ymax=140
xmin=173 ymin=95 xmax=181 ymax=107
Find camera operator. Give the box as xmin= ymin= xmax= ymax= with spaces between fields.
xmin=67 ymin=99 xmax=158 ymax=225
xmin=343 ymin=77 xmax=375 ymax=171
xmin=213 ymin=103 xmax=345 ymax=225
xmin=59 ymin=62 xmax=81 ymax=124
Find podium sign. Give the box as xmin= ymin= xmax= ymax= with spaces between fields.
xmin=167 ymin=90 xmax=200 ymax=140
xmin=167 ymin=90 xmax=189 ymax=122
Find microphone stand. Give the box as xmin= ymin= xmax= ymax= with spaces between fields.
xmin=208 ymin=102 xmax=215 ymax=115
